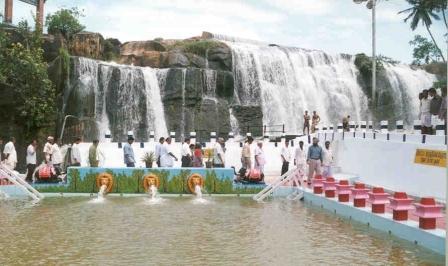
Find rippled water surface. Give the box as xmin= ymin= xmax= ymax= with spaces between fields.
xmin=0 ymin=197 xmax=443 ymax=265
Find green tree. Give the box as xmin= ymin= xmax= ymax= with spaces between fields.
xmin=399 ymin=0 xmax=446 ymax=62
xmin=0 ymin=21 xmax=56 ymax=138
xmin=45 ymin=7 xmax=85 ymax=39
xmin=409 ymin=34 xmax=442 ymax=64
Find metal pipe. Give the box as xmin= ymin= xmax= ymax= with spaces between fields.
xmin=372 ymin=0 xmax=376 ymax=106
xmin=59 ymin=115 xmax=79 ymax=142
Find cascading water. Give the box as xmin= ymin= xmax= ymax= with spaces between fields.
xmin=149 ymin=185 xmax=158 ymax=199
xmin=225 ymin=42 xmax=370 ymax=133
xmin=383 ymin=64 xmax=437 ymax=123
xmin=68 ymin=57 xmax=168 ymax=141
xmin=194 ymin=185 xmax=203 ymax=199
xmin=211 ymin=34 xmax=436 ymax=133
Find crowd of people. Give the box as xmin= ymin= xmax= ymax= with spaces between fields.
xmin=419 ymin=87 xmax=447 ymax=135
xmin=0 ymin=135 xmax=99 ymax=182
xmin=280 ymin=137 xmax=333 ymax=186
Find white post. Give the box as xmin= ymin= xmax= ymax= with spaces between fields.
xmin=349 ymin=121 xmax=355 ymax=133
xmin=380 ymin=121 xmax=388 ymax=134
xmin=413 ymin=120 xmax=422 ymax=135
xmin=396 ymin=120 xmax=404 ymax=132
xmin=337 ymin=123 xmax=343 ymax=133
xmin=368 ymin=121 xmax=373 ymax=132
xmin=360 ymin=121 xmax=367 ymax=133
xmin=170 ymin=131 xmax=176 ymax=143
xmin=149 ymin=130 xmax=155 ymax=142
xmin=210 ymin=132 xmax=216 ymax=143
xmin=105 ymin=130 xmax=111 ymax=143
xmin=190 ymin=132 xmax=196 ymax=144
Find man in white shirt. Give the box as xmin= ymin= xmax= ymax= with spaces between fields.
xmin=241 ymin=136 xmax=254 ymax=170
xmin=213 ymin=138 xmax=225 ymax=168
xmin=43 ymin=136 xmax=54 ymax=163
xmin=26 ymin=140 xmax=37 ymax=182
xmin=3 ymin=137 xmax=17 ymax=170
xmin=181 ymin=138 xmax=192 ymax=167
xmin=322 ymin=141 xmax=334 ymax=178
xmin=52 ymin=140 xmax=63 ymax=175
xmin=294 ymin=140 xmax=307 ymax=179
xmin=71 ymin=137 xmax=82 ymax=166
xmin=155 ymin=137 xmax=165 ymax=167
xmin=281 ymin=140 xmax=291 ymax=175
xmin=160 ymin=137 xmax=178 ymax=167
xmin=254 ymin=141 xmax=265 ymax=174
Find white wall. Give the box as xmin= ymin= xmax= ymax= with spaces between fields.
xmin=335 ymin=138 xmax=446 ymax=201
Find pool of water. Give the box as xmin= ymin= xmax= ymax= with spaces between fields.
xmin=0 ymin=196 xmax=443 ymax=265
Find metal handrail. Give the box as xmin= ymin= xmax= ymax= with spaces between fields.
xmin=0 ymin=164 xmax=43 ymax=201
xmin=253 ymin=167 xmax=298 ymax=201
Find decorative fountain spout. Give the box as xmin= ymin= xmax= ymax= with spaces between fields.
xmin=95 ymin=173 xmax=113 ymax=201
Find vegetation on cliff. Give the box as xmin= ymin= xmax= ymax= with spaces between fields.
xmin=0 ymin=21 xmax=56 ymax=138
xmin=46 ymin=7 xmax=85 ymax=40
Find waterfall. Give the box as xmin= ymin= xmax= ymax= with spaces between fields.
xmin=142 ymin=68 xmax=169 ymax=138
xmin=68 ymin=57 xmax=168 ymax=141
xmin=211 ymin=34 xmax=436 ymax=133
xmin=383 ymin=64 xmax=437 ymax=124
xmin=225 ymin=41 xmax=369 ymax=133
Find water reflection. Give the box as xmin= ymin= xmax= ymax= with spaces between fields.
xmin=0 ymin=197 xmax=443 ymax=265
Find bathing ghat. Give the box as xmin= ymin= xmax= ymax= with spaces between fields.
xmin=1 ymin=130 xmax=446 ymax=259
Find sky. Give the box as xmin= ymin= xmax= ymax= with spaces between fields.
xmin=4 ymin=0 xmax=448 ymax=63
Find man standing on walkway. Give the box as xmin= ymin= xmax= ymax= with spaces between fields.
xmin=89 ymin=140 xmax=100 ymax=167
xmin=43 ymin=136 xmax=54 ymax=163
xmin=281 ymin=140 xmax=291 ymax=175
xmin=71 ymin=137 xmax=82 ymax=166
xmin=307 ymin=137 xmax=323 ymax=184
xmin=254 ymin=141 xmax=265 ymax=175
xmin=342 ymin=115 xmax=350 ymax=132
xmin=420 ymin=89 xmax=432 ymax=134
xmin=52 ymin=139 xmax=63 ymax=175
xmin=155 ymin=137 xmax=165 ymax=167
xmin=3 ymin=137 xmax=17 ymax=170
xmin=213 ymin=138 xmax=226 ymax=168
xmin=241 ymin=136 xmax=253 ymax=170
xmin=160 ymin=137 xmax=178 ymax=167
xmin=181 ymin=138 xmax=192 ymax=167
xmin=123 ymin=136 xmax=135 ymax=167
xmin=26 ymin=140 xmax=37 ymax=182
xmin=311 ymin=111 xmax=321 ymax=133
xmin=322 ymin=141 xmax=334 ymax=178
xmin=303 ymin=111 xmax=311 ymax=135
xmin=294 ymin=140 xmax=307 ymax=178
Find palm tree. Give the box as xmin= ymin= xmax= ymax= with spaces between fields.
xmin=399 ymin=0 xmax=446 ymax=62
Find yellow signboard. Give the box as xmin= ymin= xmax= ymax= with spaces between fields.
xmin=414 ymin=149 xmax=447 ymax=168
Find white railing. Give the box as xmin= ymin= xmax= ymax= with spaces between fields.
xmin=0 ymin=164 xmax=44 ymax=201
xmin=253 ymin=167 xmax=300 ymax=202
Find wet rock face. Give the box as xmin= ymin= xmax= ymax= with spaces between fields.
xmin=231 ymin=106 xmax=263 ymax=136
xmin=160 ymin=68 xmax=231 ymax=139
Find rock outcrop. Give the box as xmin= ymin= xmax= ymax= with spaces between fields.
xmin=69 ymin=32 xmax=104 ymax=59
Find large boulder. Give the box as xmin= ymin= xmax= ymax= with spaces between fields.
xmin=121 ymin=40 xmax=167 ymax=55
xmin=164 ymin=52 xmax=190 ymax=68
xmin=207 ymin=45 xmax=232 ymax=71
xmin=70 ymin=32 xmax=104 ymax=59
